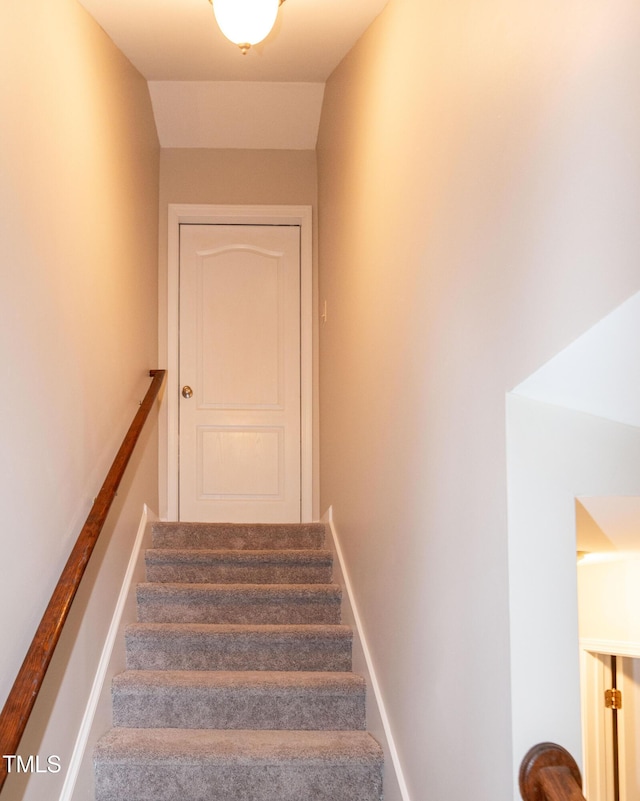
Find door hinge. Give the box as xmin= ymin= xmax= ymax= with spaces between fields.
xmin=605 ymin=688 xmax=622 ymax=710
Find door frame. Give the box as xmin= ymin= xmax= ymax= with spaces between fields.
xmin=164 ymin=204 xmax=313 ymax=521
xmin=580 ymin=638 xmax=640 ymax=801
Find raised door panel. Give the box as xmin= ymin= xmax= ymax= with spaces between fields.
xmin=198 ymin=246 xmax=283 ymax=409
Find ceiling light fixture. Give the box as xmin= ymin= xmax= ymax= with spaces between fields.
xmin=208 ymin=0 xmax=285 ymax=55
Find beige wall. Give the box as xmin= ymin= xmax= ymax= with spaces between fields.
xmin=0 ymin=0 xmax=159 ymax=797
xmin=316 ymin=0 xmax=640 ymax=797
xmin=159 ymin=149 xmax=317 ymax=207
xmin=157 ymin=148 xmax=319 ymax=517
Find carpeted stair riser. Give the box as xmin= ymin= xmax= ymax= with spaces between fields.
xmin=136 ymin=583 xmax=342 ymax=625
xmin=125 ymin=623 xmax=353 ymax=672
xmin=94 ymin=729 xmax=383 ymax=801
xmin=112 ymin=670 xmax=366 ymax=730
xmin=152 ymin=522 xmax=326 ymax=551
xmin=145 ymin=548 xmax=333 ymax=584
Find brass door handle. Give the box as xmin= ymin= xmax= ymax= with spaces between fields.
xmin=182 ymin=385 xmax=193 ymax=399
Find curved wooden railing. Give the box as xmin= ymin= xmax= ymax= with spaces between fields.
xmin=520 ymin=743 xmax=587 ymax=801
xmin=0 ymin=369 xmax=165 ymax=793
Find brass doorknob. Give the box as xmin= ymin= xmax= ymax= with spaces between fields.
xmin=181 ymin=385 xmax=193 ymax=399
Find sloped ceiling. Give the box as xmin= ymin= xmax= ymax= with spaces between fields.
xmin=514 ymin=292 xmax=640 ymax=555
xmin=77 ymin=0 xmax=389 ymax=148
xmin=513 ymin=291 xmax=640 ymax=430
xmin=577 ymin=497 xmax=640 ymax=554
xmin=148 ymin=81 xmax=325 ymax=149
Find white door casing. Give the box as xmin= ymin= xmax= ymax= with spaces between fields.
xmin=580 ymin=641 xmax=640 ymax=801
xmin=179 ymin=224 xmax=301 ymax=522
xmin=618 ymin=656 xmax=640 ymax=800
xmin=164 ymin=205 xmax=313 ymax=523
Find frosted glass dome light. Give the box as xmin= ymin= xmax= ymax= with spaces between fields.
xmin=211 ymin=0 xmax=282 ymax=54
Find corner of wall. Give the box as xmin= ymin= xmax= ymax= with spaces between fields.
xmin=321 ymin=507 xmax=410 ymax=801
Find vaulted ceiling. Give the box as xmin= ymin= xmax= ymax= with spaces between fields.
xmin=77 ymin=0 xmax=389 ymax=147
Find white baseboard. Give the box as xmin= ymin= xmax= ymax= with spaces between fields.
xmin=59 ymin=505 xmax=156 ymax=801
xmin=321 ymin=507 xmax=411 ymax=801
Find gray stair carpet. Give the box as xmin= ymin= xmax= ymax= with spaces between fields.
xmin=94 ymin=522 xmax=383 ymax=800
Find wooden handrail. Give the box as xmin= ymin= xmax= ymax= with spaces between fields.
xmin=520 ymin=743 xmax=587 ymax=801
xmin=0 ymin=369 xmax=165 ymax=792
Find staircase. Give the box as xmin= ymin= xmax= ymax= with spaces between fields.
xmin=94 ymin=522 xmax=384 ymax=800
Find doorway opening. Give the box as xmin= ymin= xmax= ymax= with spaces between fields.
xmin=577 ymin=498 xmax=640 ymax=801
xmin=580 ymin=648 xmax=640 ymax=801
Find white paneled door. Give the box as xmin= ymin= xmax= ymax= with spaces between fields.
xmin=179 ymin=224 xmax=301 ymax=522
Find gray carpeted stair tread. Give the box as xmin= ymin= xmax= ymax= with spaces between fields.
xmin=95 ymin=729 xmax=383 ymax=801
xmin=146 ymin=548 xmax=334 ymax=565
xmin=113 ymin=669 xmax=365 ymax=692
xmin=136 ymin=582 xmax=342 ymax=600
xmin=96 ymin=727 xmax=382 ymax=763
xmin=125 ymin=623 xmax=353 ymax=672
xmin=136 ymin=582 xmax=342 ymax=625
xmin=112 ymin=670 xmax=366 ymax=730
xmin=145 ymin=548 xmax=333 ymax=584
xmin=152 ymin=521 xmax=326 ymax=551
xmin=126 ymin=622 xmax=353 ymax=639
